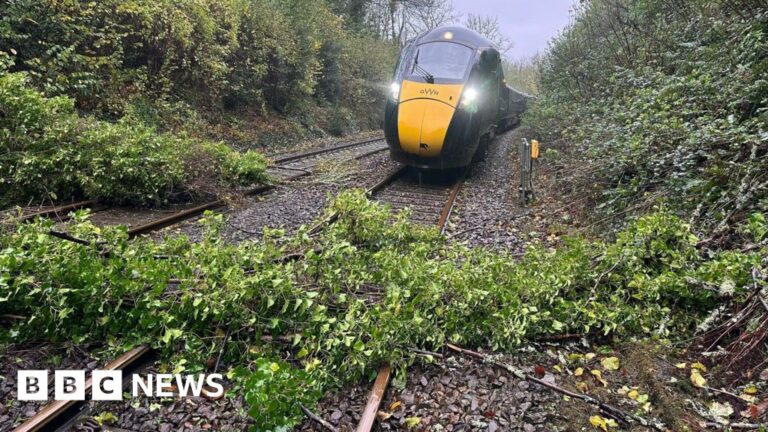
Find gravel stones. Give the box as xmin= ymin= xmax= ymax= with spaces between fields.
xmin=0 ymin=344 xmax=95 ymax=430
xmin=74 ymin=390 xmax=252 ymax=431
xmin=173 ymin=152 xmax=401 ymax=243
xmin=297 ymin=354 xmax=556 ymax=431
xmin=444 ymin=131 xmax=527 ymax=251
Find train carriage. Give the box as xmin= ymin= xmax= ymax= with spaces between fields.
xmin=384 ymin=26 xmax=531 ymax=169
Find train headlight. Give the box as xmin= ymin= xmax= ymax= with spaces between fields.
xmin=390 ymin=82 xmax=400 ymax=101
xmin=461 ymin=88 xmax=478 ymax=107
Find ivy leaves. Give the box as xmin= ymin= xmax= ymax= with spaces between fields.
xmin=237 ymin=359 xmax=320 ymax=431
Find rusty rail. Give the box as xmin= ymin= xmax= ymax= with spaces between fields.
xmin=125 ymin=138 xmax=388 ymax=238
xmin=127 ymin=201 xmax=225 ymax=238
xmin=15 ymin=200 xmax=98 ymax=223
xmin=126 ymin=185 xmax=274 ymax=238
xmin=353 ymin=146 xmax=389 ymax=161
xmin=354 ymin=364 xmax=391 ymax=432
xmin=436 ymin=171 xmax=466 ymax=234
xmin=14 ymin=137 xmax=384 ymax=238
xmin=354 ymin=169 xmax=464 ymax=432
xmin=272 ymin=136 xmax=384 ymax=164
xmin=15 ymin=346 xmax=151 ymax=432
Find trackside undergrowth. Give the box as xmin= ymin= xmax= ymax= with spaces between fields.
xmin=0 ymin=70 xmax=268 ymax=208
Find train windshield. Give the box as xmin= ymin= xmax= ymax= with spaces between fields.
xmin=410 ymin=42 xmax=473 ymax=81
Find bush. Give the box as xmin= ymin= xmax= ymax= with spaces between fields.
xmin=525 ymin=0 xmax=768 ymax=237
xmin=0 ymin=72 xmax=267 ymax=207
xmin=0 ymin=0 xmax=396 ymax=134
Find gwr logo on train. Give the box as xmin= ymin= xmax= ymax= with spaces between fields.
xmin=420 ymin=88 xmax=440 ymax=96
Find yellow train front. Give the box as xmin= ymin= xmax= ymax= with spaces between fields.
xmin=385 ymin=26 xmax=529 ymax=169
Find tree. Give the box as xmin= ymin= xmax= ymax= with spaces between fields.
xmin=406 ymin=0 xmax=457 ymax=35
xmin=364 ymin=0 xmax=456 ymax=46
xmin=503 ymin=55 xmax=541 ymax=95
xmin=464 ymin=13 xmax=514 ymax=54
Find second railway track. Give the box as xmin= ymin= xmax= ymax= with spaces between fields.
xmin=5 ymin=136 xmax=388 ymax=237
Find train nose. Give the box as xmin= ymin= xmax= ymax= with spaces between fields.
xmin=397 ymin=99 xmax=456 ymax=157
xmin=396 ymin=80 xmax=464 ymax=158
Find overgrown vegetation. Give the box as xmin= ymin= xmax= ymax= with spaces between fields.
xmin=4 ymin=0 xmax=768 ymax=427
xmin=0 ymin=0 xmax=395 ymax=139
xmin=0 ymin=70 xmax=267 ymax=207
xmin=1 ymin=191 xmax=764 ymax=429
xmin=0 ymin=0 xmax=398 ymax=207
xmin=526 ymin=0 xmax=768 ymax=241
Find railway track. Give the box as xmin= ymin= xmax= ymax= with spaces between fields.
xmin=12 ymin=150 xmax=467 ymax=432
xmin=14 ymin=347 xmax=154 ymax=432
xmin=5 ymin=136 xmax=387 ymax=236
xmin=352 ymin=166 xmax=465 ymax=432
xmin=370 ymin=167 xmax=465 ymax=233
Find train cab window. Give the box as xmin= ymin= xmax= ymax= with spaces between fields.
xmin=409 ymin=42 xmax=473 ymax=81
xmin=394 ymin=43 xmax=416 ymax=81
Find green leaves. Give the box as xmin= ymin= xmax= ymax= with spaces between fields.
xmin=0 ymin=72 xmax=268 ymax=207
xmin=527 ymin=2 xmax=768 ymax=239
xmin=0 ymin=193 xmax=764 ymax=428
xmin=240 ymin=358 xmax=321 ymax=431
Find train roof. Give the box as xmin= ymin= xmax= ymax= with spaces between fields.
xmin=414 ymin=26 xmax=495 ymax=50
xmin=506 ymin=84 xmax=536 ymax=100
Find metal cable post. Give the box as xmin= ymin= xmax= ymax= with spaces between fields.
xmin=519 ymin=138 xmax=532 ymax=205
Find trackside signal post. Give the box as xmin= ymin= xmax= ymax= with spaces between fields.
xmin=519 ymin=139 xmax=539 ymax=205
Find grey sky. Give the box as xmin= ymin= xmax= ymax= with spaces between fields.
xmin=451 ymin=0 xmax=575 ymax=60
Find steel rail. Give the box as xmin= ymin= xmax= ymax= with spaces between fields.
xmin=271 ymin=144 xmax=387 ymax=182
xmin=11 ymin=137 xmax=385 ymax=236
xmin=15 ymin=346 xmax=151 ymax=432
xmin=352 ymin=146 xmax=389 ymax=161
xmin=354 ymin=168 xmax=465 ymax=432
xmin=271 ymin=136 xmax=384 ymax=164
xmin=125 ymin=185 xmax=274 ymax=238
xmin=124 ymin=139 xmax=387 ymax=238
xmin=437 ymin=171 xmax=466 ymax=235
xmin=354 ymin=364 xmax=392 ymax=432
xmin=14 ymin=200 xmax=98 ymax=223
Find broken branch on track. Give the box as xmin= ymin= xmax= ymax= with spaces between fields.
xmin=300 ymin=403 xmax=339 ymax=432
xmin=445 ymin=344 xmax=666 ymax=431
xmin=47 ymin=229 xmax=92 ymax=246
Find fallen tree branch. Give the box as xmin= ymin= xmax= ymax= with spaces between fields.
xmin=410 ymin=348 xmax=444 ymax=359
xmin=48 ymin=230 xmax=91 ymax=246
xmin=300 ymin=403 xmax=339 ymax=432
xmin=705 ymin=268 xmax=766 ymax=352
xmin=445 ymin=344 xmax=665 ymax=431
xmin=213 ymin=327 xmax=231 ymax=374
xmin=699 ymin=421 xmax=763 ymax=430
xmin=534 ymin=333 xmax=590 ymax=342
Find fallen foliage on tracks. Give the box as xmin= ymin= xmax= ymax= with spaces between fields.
xmin=1 ymin=190 xmax=765 ymax=429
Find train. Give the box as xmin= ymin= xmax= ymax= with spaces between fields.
xmin=384 ymin=26 xmax=532 ymax=169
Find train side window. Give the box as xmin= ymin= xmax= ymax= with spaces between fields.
xmin=394 ymin=43 xmax=416 ymax=81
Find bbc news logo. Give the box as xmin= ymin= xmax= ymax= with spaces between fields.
xmin=18 ymin=370 xmax=224 ymax=401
